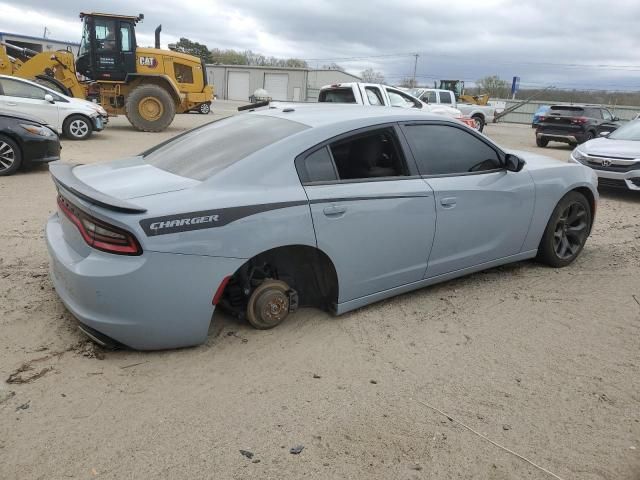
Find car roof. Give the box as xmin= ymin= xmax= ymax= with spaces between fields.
xmin=249 ymin=104 xmax=451 ymax=128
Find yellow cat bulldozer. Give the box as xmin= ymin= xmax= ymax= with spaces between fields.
xmin=0 ymin=12 xmax=214 ymax=131
xmin=437 ymin=80 xmax=490 ymax=106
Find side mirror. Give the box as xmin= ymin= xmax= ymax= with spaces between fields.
xmin=505 ymin=153 xmax=525 ymax=172
xmin=612 ymin=116 xmax=620 ymax=121
xmin=44 ymin=93 xmax=55 ymax=104
xmin=599 ymin=131 xmax=610 ymax=137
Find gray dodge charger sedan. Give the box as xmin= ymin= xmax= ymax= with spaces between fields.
xmin=46 ymin=105 xmax=598 ymax=350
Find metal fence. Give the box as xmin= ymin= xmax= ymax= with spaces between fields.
xmin=492 ymin=98 xmax=640 ymax=124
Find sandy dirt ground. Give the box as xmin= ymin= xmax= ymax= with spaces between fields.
xmin=1 ymin=105 xmax=639 ymax=480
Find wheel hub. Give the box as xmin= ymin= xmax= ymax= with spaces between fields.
xmin=139 ymin=96 xmax=164 ymax=121
xmin=0 ymin=141 xmax=15 ymax=171
xmin=553 ymin=202 xmax=588 ymax=260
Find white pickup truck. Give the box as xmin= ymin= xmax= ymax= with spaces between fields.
xmin=408 ymin=88 xmax=499 ymax=132
xmin=317 ymin=83 xmax=477 ymax=129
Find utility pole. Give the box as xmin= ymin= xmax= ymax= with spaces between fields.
xmin=43 ymin=27 xmax=50 ymax=39
xmin=412 ymin=53 xmax=419 ymax=87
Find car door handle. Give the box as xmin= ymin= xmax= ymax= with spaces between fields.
xmin=323 ymin=205 xmax=347 ymax=217
xmin=440 ymin=197 xmax=457 ymax=208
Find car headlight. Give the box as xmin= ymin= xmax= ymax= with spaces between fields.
xmin=88 ymin=103 xmax=107 ymax=116
xmin=571 ymin=148 xmax=588 ymax=163
xmin=20 ymin=124 xmax=56 ymax=137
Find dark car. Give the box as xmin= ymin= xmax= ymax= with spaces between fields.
xmin=0 ymin=110 xmax=60 ymax=176
xmin=535 ymin=105 xmax=621 ymax=147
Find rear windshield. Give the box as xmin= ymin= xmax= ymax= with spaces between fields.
xmin=143 ymin=115 xmax=308 ymax=180
xmin=318 ymin=88 xmax=357 ymax=103
xmin=548 ymin=106 xmax=584 ymax=116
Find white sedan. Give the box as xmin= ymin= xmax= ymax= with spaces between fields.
xmin=0 ymin=75 xmax=107 ymax=140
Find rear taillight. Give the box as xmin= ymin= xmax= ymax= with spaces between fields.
xmin=538 ymin=116 xmax=546 ymax=121
xmin=57 ymin=195 xmax=142 ymax=256
xmin=571 ymin=117 xmax=589 ymax=125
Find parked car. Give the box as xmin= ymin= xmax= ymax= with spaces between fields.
xmin=532 ymin=105 xmax=550 ymax=128
xmin=46 ymin=105 xmax=597 ymax=350
xmin=317 ymin=82 xmax=478 ymax=129
xmin=535 ymin=104 xmax=621 ymax=147
xmin=409 ymin=87 xmax=499 ymax=132
xmin=0 ymin=75 xmax=108 ymax=140
xmin=0 ymin=109 xmax=60 ymax=176
xmin=570 ymin=119 xmax=640 ymax=191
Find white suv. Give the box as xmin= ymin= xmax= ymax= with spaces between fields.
xmin=0 ymin=75 xmax=108 ymax=140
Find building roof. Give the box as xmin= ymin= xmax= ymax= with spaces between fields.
xmin=206 ymin=64 xmax=360 ymax=79
xmin=0 ymin=32 xmax=80 ymax=46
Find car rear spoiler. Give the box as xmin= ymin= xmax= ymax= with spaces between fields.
xmin=49 ymin=162 xmax=147 ymax=214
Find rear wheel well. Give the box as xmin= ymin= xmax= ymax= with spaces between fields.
xmin=220 ymin=245 xmax=338 ymax=319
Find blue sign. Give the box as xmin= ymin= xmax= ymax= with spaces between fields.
xmin=511 ymin=76 xmax=521 ymax=95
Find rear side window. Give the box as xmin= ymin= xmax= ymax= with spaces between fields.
xmin=144 ymin=115 xmax=308 ymax=180
xmin=584 ymin=108 xmax=602 ymax=119
xmin=329 ymin=128 xmax=408 ymax=180
xmin=403 ymin=124 xmax=502 ymax=176
xmin=318 ymin=88 xmax=356 ymax=103
xmin=439 ymin=91 xmax=453 ymax=104
xmin=365 ymin=87 xmax=384 ymax=106
xmin=297 ymin=147 xmax=337 ymax=183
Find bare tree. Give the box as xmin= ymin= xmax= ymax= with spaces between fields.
xmin=475 ymin=75 xmax=510 ymax=98
xmin=360 ymin=68 xmax=385 ymax=84
xmin=398 ymin=77 xmax=417 ymax=88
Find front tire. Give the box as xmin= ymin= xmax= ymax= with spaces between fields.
xmin=0 ymin=135 xmax=21 ymax=176
xmin=198 ymin=103 xmax=211 ymax=114
xmin=246 ymin=279 xmax=291 ymax=329
xmin=63 ymin=115 xmax=92 ymax=140
xmin=125 ymin=84 xmax=176 ymax=132
xmin=472 ymin=114 xmax=485 ymax=132
xmin=537 ymin=191 xmax=591 ymax=268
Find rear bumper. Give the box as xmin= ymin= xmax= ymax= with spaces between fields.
xmin=536 ymin=132 xmax=584 ymax=144
xmin=46 ymin=212 xmax=243 ymax=350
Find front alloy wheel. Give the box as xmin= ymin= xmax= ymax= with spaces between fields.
xmin=538 ymin=191 xmax=591 ymax=267
xmin=0 ymin=136 xmax=21 ymax=176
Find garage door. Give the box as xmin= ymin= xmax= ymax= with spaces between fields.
xmin=264 ymin=73 xmax=289 ymax=101
xmin=227 ymin=71 xmax=250 ymax=101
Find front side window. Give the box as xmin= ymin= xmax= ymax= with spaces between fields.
xmin=79 ymin=21 xmax=90 ymax=56
xmin=386 ymin=88 xmax=421 ymax=109
xmin=329 ymin=128 xmax=408 ymax=181
xmin=144 ymin=115 xmax=308 ymax=180
xmin=602 ymin=109 xmax=613 ymax=121
xmin=95 ymin=19 xmax=117 ymax=51
xmin=174 ymin=63 xmax=194 ymax=84
xmin=423 ymin=91 xmax=437 ymax=104
xmin=439 ymin=91 xmax=453 ymax=104
xmin=403 ymin=124 xmax=502 ymax=176
xmin=0 ymin=78 xmax=46 ymax=100
xmin=365 ymin=87 xmax=384 ymax=106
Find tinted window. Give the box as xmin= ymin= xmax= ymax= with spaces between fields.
xmin=144 ymin=115 xmax=308 ymax=180
xmin=0 ymin=78 xmax=45 ymax=99
xmin=174 ymin=63 xmax=194 ymax=83
xmin=585 ymin=108 xmax=602 ymax=119
xmin=404 ymin=124 xmax=502 ymax=175
xmin=439 ymin=91 xmax=453 ymax=104
xmin=365 ymin=87 xmax=384 ymax=106
xmin=549 ymin=106 xmax=584 ymax=117
xmin=298 ymin=147 xmax=337 ymax=183
xmin=386 ymin=88 xmax=420 ymax=108
xmin=329 ymin=128 xmax=408 ymax=180
xmin=318 ymin=88 xmax=356 ymax=103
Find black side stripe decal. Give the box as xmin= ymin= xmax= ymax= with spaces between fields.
xmin=140 ymin=201 xmax=308 ymax=236
xmin=140 ymin=195 xmax=427 ymax=236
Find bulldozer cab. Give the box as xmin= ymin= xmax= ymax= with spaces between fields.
xmin=76 ymin=12 xmax=142 ymax=82
xmin=438 ymin=80 xmax=465 ymax=99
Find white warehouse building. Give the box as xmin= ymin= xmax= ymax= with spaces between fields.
xmin=206 ymin=64 xmax=360 ymax=102
xmin=0 ymin=32 xmax=79 ymax=55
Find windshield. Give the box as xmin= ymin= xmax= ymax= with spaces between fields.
xmin=143 ymin=115 xmax=308 ymax=180
xmin=608 ymin=120 xmax=640 ymax=141
xmin=78 ymin=20 xmax=90 ymax=57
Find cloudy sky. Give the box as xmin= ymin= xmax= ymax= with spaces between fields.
xmin=2 ymin=0 xmax=640 ymax=90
